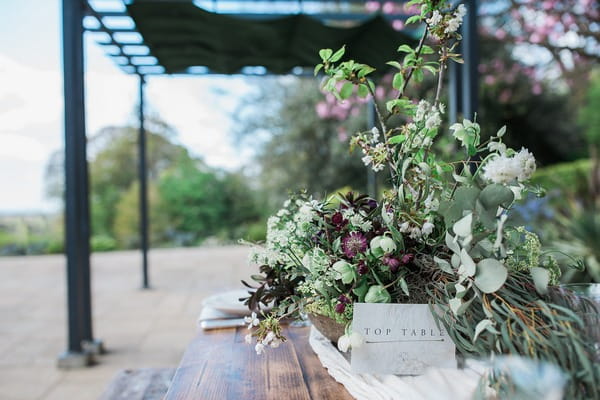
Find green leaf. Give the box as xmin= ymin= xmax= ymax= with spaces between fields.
xmin=423 ymin=65 xmax=438 ymax=75
xmin=357 ymin=84 xmax=369 ymax=98
xmin=531 ymin=267 xmax=550 ymax=295
xmin=352 ymin=279 xmax=369 ymax=302
xmin=474 ymin=259 xmax=508 ymax=293
xmin=329 ymin=46 xmax=346 ymax=62
xmin=388 ymin=134 xmax=406 ymax=144
xmin=496 ymin=125 xmax=506 ymax=138
xmin=392 ymin=73 xmax=404 ymax=90
xmin=479 ymin=184 xmax=515 ymax=210
xmin=414 ymin=68 xmax=424 ymax=82
xmin=314 ymin=64 xmax=323 ymax=76
xmin=421 ymin=45 xmax=435 ymax=54
xmin=339 ymin=82 xmax=354 ymax=100
xmin=365 ymin=285 xmax=392 ymax=303
xmin=406 ymin=15 xmax=422 ymax=25
xmin=319 ymin=48 xmax=333 ymax=61
xmin=449 ymin=298 xmax=462 ymax=316
xmin=358 ymin=65 xmax=375 ymax=78
xmin=397 ymin=44 xmax=413 ymax=53
xmin=400 ymin=278 xmax=409 ymax=297
xmin=386 ymin=61 xmax=402 ymax=70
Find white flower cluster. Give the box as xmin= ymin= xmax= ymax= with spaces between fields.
xmin=406 ymin=101 xmax=445 ymax=149
xmin=348 ymin=210 xmax=373 ymax=232
xmin=361 ymin=142 xmax=387 ymax=172
xmin=445 ymin=4 xmax=466 ymax=34
xmin=399 ymin=220 xmax=435 ymax=239
xmin=244 ymin=313 xmax=282 ymax=355
xmin=482 ymin=148 xmax=536 ymax=185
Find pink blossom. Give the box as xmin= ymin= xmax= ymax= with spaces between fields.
xmin=484 ymin=75 xmax=496 ymax=85
xmin=337 ymin=127 xmax=348 ymax=142
xmin=392 ymin=20 xmax=405 ymax=31
xmin=365 ymin=1 xmax=380 ymax=12
xmin=499 ymin=89 xmax=512 ymax=103
xmin=316 ymin=102 xmax=329 ymax=118
xmin=495 ymin=29 xmax=507 ymax=40
xmin=530 ymin=32 xmax=542 ymax=43
xmin=532 ymin=83 xmax=542 ymax=95
xmin=382 ymin=1 xmax=396 ymax=14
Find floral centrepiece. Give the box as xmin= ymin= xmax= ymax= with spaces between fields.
xmin=241 ymin=0 xmax=598 ymax=397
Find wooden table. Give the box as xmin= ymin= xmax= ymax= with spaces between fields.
xmin=164 ymin=325 xmax=354 ymax=400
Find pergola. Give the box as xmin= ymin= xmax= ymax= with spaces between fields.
xmin=59 ymin=0 xmax=478 ymax=367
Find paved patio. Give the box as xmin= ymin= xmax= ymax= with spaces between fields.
xmin=0 ymin=245 xmax=252 ymax=400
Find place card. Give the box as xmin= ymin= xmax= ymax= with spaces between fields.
xmin=351 ymin=303 xmax=456 ymax=375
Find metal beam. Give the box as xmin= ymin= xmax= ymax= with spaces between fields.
xmin=138 ymin=75 xmax=150 ymax=289
xmin=58 ymin=0 xmax=94 ymax=369
xmin=460 ymin=0 xmax=478 ymax=120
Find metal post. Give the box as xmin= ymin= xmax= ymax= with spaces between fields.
xmin=367 ymin=100 xmax=377 ymax=198
xmin=461 ymin=0 xmax=479 ymax=120
xmin=448 ymin=61 xmax=462 ymax=125
xmin=58 ymin=0 xmax=94 ymax=368
xmin=139 ymin=74 xmax=150 ymax=289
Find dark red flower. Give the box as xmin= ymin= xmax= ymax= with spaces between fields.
xmin=341 ymin=232 xmax=368 ymax=258
xmin=383 ymin=255 xmax=401 ymax=272
xmin=338 ymin=294 xmax=351 ymax=304
xmin=401 ymin=253 xmax=415 ymax=265
xmin=357 ymin=260 xmax=369 ymax=275
xmin=335 ymin=302 xmax=346 ymax=313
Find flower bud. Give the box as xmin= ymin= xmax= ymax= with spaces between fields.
xmin=379 ymin=236 xmax=397 ymax=253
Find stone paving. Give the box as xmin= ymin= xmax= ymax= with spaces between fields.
xmin=0 ymin=245 xmax=253 ymax=400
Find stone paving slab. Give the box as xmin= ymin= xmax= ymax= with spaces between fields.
xmin=0 ymin=245 xmax=253 ymax=400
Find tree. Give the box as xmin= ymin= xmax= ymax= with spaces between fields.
xmin=234 ymin=77 xmax=371 ymax=209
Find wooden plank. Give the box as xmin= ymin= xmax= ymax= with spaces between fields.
xmin=164 ymin=326 xmax=353 ymax=400
xmin=287 ymin=327 xmax=354 ymax=400
xmin=98 ymin=368 xmax=175 ymax=400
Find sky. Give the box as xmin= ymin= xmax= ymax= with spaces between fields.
xmin=0 ymin=0 xmax=255 ymax=214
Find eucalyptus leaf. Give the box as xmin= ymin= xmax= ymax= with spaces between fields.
xmin=434 ymin=256 xmax=454 ymax=274
xmin=531 ymin=267 xmax=550 ymax=295
xmin=473 ymin=319 xmax=494 ymax=343
xmin=474 ymin=259 xmax=508 ymax=293
xmin=479 ymin=184 xmax=515 ymax=210
xmin=453 ymin=213 xmax=473 ymax=237
xmin=449 ymin=298 xmax=462 ymax=316
xmin=445 ymin=232 xmax=460 ymax=254
xmin=453 ymin=186 xmax=480 ymax=211
xmin=460 ymin=248 xmax=476 ymax=277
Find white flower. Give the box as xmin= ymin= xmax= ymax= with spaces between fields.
xmin=341 ymin=208 xmax=355 ymax=219
xmin=379 ymin=236 xmax=397 ymax=253
xmin=409 ymin=227 xmax=422 ymax=239
xmin=399 ymin=222 xmax=410 ymax=233
xmin=439 ymin=103 xmax=446 ymax=114
xmin=244 ymin=312 xmax=260 ymax=329
xmin=360 ymin=220 xmax=373 ymax=232
xmin=415 ymin=100 xmax=430 ymax=122
xmin=371 ymin=127 xmax=380 ymax=143
xmin=427 ymin=10 xmax=442 ymax=25
xmin=349 ymin=332 xmax=365 ymax=349
xmin=245 ymin=334 xmax=253 ymax=344
xmin=337 ymin=335 xmax=351 ymax=352
xmin=456 ymin=4 xmax=467 ymax=18
xmin=270 ymin=338 xmax=282 ymax=348
xmin=349 ymin=214 xmax=365 ymax=228
xmin=513 ymin=147 xmax=536 ymax=182
xmin=263 ymin=331 xmax=276 ymax=345
xmin=372 ymin=163 xmax=385 ymax=172
xmin=255 ymin=343 xmax=266 ymax=355
xmin=337 ymin=332 xmax=365 ymax=352
xmin=445 ymin=17 xmax=461 ymax=33
xmin=422 ymin=221 xmax=435 ymax=236
xmin=482 ymin=155 xmax=520 ymax=184
xmin=425 ymin=111 xmax=441 ymax=130
xmin=362 ymin=155 xmax=373 ymax=166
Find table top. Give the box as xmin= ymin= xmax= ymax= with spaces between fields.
xmin=164 ymin=325 xmax=354 ymax=400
